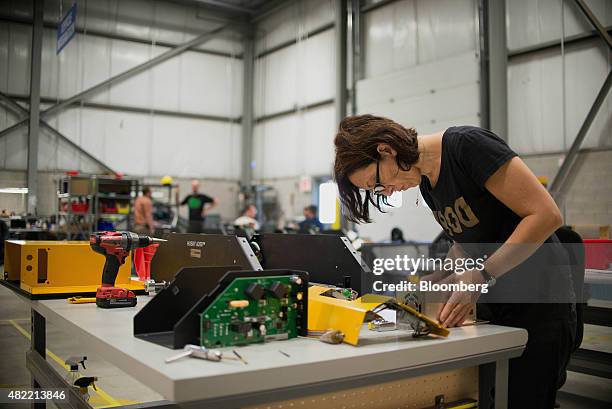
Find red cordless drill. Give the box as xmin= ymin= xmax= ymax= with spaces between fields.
xmin=90 ymin=231 xmax=166 ymax=308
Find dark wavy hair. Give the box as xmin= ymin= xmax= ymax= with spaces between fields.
xmin=333 ymin=115 xmax=419 ymax=223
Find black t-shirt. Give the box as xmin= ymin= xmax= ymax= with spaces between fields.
xmin=181 ymin=193 xmax=214 ymax=221
xmin=419 ymin=126 xmax=572 ymax=325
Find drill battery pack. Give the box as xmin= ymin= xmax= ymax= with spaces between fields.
xmin=96 ymin=287 xmax=137 ymax=308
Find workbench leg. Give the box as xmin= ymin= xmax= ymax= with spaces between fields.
xmin=31 ymin=308 xmax=46 ymax=409
xmin=494 ymin=359 xmax=509 ymax=409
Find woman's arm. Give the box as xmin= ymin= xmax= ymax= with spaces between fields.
xmin=438 ymin=156 xmax=562 ymax=327
xmin=480 ymin=156 xmax=562 ymax=277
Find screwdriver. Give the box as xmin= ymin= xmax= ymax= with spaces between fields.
xmin=165 ymin=344 xmax=238 ymax=363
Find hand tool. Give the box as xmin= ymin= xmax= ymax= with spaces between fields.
xmin=89 ymin=231 xmax=166 ymax=308
xmin=165 ymin=344 xmax=239 ymax=363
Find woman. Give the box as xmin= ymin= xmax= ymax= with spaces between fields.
xmin=334 ymin=115 xmax=575 ymax=409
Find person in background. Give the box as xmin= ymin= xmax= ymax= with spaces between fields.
xmin=181 ymin=180 xmax=217 ymax=233
xmin=134 ymin=186 xmax=155 ymax=235
xmin=391 ymin=227 xmax=406 ymax=243
xmin=299 ymin=205 xmax=324 ymax=233
xmin=234 ymin=204 xmax=260 ymax=230
xmin=0 ymin=209 xmax=9 ymax=217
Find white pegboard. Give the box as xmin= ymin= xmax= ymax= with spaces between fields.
xmin=246 ymin=366 xmax=478 ymax=409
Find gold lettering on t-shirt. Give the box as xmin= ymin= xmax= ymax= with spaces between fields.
xmin=444 ymin=207 xmax=463 ymax=234
xmin=454 ymin=197 xmax=479 ymax=227
xmin=434 ymin=197 xmax=480 ymax=237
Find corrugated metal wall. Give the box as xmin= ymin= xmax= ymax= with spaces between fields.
xmin=0 ymin=0 xmax=243 ymax=179
xmin=252 ymin=0 xmax=337 ymax=180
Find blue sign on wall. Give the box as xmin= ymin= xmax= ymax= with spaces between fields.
xmin=56 ymin=3 xmax=77 ymax=54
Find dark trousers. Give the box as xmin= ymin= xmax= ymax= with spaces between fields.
xmin=479 ymin=303 xmax=575 ymax=409
xmin=187 ymin=220 xmax=204 ymax=233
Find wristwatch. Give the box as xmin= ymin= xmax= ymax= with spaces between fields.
xmin=479 ymin=267 xmax=497 ymax=287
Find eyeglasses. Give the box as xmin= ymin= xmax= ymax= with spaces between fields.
xmin=372 ymin=160 xmax=386 ymax=195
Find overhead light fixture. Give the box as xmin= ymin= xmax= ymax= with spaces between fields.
xmin=0 ymin=187 xmax=28 ymax=194
xmin=319 ymin=182 xmax=338 ymax=224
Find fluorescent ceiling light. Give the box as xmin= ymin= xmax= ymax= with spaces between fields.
xmin=319 ymin=182 xmax=338 ymax=224
xmin=0 ymin=187 xmax=28 ymax=194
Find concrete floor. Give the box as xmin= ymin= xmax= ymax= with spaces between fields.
xmin=0 ymin=280 xmax=610 ymax=408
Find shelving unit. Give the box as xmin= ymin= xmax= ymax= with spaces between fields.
xmin=56 ymin=175 xmax=140 ymax=239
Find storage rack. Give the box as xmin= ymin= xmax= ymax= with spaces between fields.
xmin=56 ymin=175 xmax=140 ymax=239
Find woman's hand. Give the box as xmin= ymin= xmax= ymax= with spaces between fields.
xmin=435 ymin=269 xmax=485 ymax=328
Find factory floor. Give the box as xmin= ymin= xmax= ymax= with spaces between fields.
xmin=1 ymin=281 xmax=610 ymax=409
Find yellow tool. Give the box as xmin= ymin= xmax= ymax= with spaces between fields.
xmin=67 ymin=297 xmax=97 ymax=304
xmin=3 ymin=240 xmax=143 ymax=297
xmin=308 ymin=286 xmax=448 ymax=345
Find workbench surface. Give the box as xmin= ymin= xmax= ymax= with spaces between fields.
xmin=30 ymin=297 xmax=527 ymax=404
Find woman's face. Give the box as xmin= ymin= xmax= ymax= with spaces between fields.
xmin=348 ymin=148 xmax=422 ymax=196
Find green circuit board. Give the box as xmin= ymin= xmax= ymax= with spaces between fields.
xmin=199 ymin=275 xmax=306 ymax=348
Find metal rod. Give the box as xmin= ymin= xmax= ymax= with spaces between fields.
xmin=252 ymin=0 xmax=294 ymax=23
xmin=241 ymin=26 xmax=255 ymax=188
xmin=478 ymin=0 xmax=490 ymax=130
xmin=5 ymin=93 xmax=240 ymax=123
xmin=41 ymin=25 xmax=231 ymax=119
xmin=0 ymin=91 xmax=116 ymax=173
xmin=194 ymin=0 xmax=255 ymax=14
xmin=573 ymin=0 xmax=612 ymax=49
xmin=549 ymin=69 xmax=612 ymax=198
xmin=255 ymin=99 xmax=334 ymax=123
xmin=0 ymin=14 xmax=243 ymax=59
xmin=350 ymin=0 xmax=361 ymax=115
xmin=361 ymin=0 xmax=400 ymax=14
xmin=509 ymin=26 xmax=612 ymax=58
xmin=256 ymin=23 xmax=334 ymax=59
xmin=27 ymin=0 xmax=43 ymax=215
xmin=335 ymin=0 xmax=348 ymax=126
xmin=0 ymin=90 xmax=28 ymax=117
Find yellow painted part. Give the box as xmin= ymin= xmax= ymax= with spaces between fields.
xmin=4 ymin=240 xmax=138 ymax=295
xmin=8 ymin=319 xmax=134 ymax=408
xmin=331 ymin=198 xmax=341 ymax=230
xmin=307 ymin=285 xmax=384 ymax=345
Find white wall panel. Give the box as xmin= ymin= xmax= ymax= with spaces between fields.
xmin=178 ymin=52 xmax=242 ymax=117
xmin=151 ymin=116 xmax=241 ymax=179
xmin=297 ymin=29 xmax=335 ymax=106
xmin=416 ymin=0 xmax=477 ymax=64
xmin=5 ymin=23 xmax=31 ymax=95
xmin=360 ymin=83 xmax=480 ymax=128
xmin=358 ymin=52 xmax=479 ymax=108
xmin=508 ymin=40 xmax=611 ymax=154
xmin=299 ymin=105 xmax=336 ymax=175
xmin=255 ymin=0 xmax=335 ymax=54
xmin=102 ymin=111 xmax=151 ymax=175
xmin=114 ymin=0 xmax=153 ymax=40
xmin=255 ymin=31 xmax=334 ymax=116
xmin=0 ymin=23 xmax=9 ymax=94
xmin=563 ymin=42 xmax=612 ymax=149
xmin=150 ymin=52 xmax=181 ymax=112
xmin=253 ymin=115 xmax=299 ymax=179
xmin=363 ymin=0 xmax=476 ymax=78
xmin=0 ymin=107 xmax=27 ymax=170
xmin=0 ymin=0 xmax=32 ymax=18
xmin=40 ymin=28 xmax=59 ymax=99
xmin=507 ymin=0 xmax=612 ymax=51
xmin=108 ymin=39 xmax=151 ymax=107
xmin=253 ymin=105 xmax=336 ymax=179
xmin=254 ymin=46 xmax=298 ymax=116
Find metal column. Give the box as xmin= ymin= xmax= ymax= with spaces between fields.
xmin=241 ymin=26 xmax=255 ymax=189
xmin=335 ymin=0 xmax=348 ymax=125
xmin=26 ymin=0 xmax=43 ymax=215
xmin=549 ymin=0 xmax=612 ymax=200
xmin=31 ymin=309 xmax=46 ymax=409
xmin=484 ymin=0 xmax=507 ymax=140
xmin=350 ymin=0 xmax=361 ymax=115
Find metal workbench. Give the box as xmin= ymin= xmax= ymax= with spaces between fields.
xmin=21 ymin=295 xmax=527 ymax=409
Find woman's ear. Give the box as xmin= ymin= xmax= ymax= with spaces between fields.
xmin=377 ymin=143 xmax=397 ymax=157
